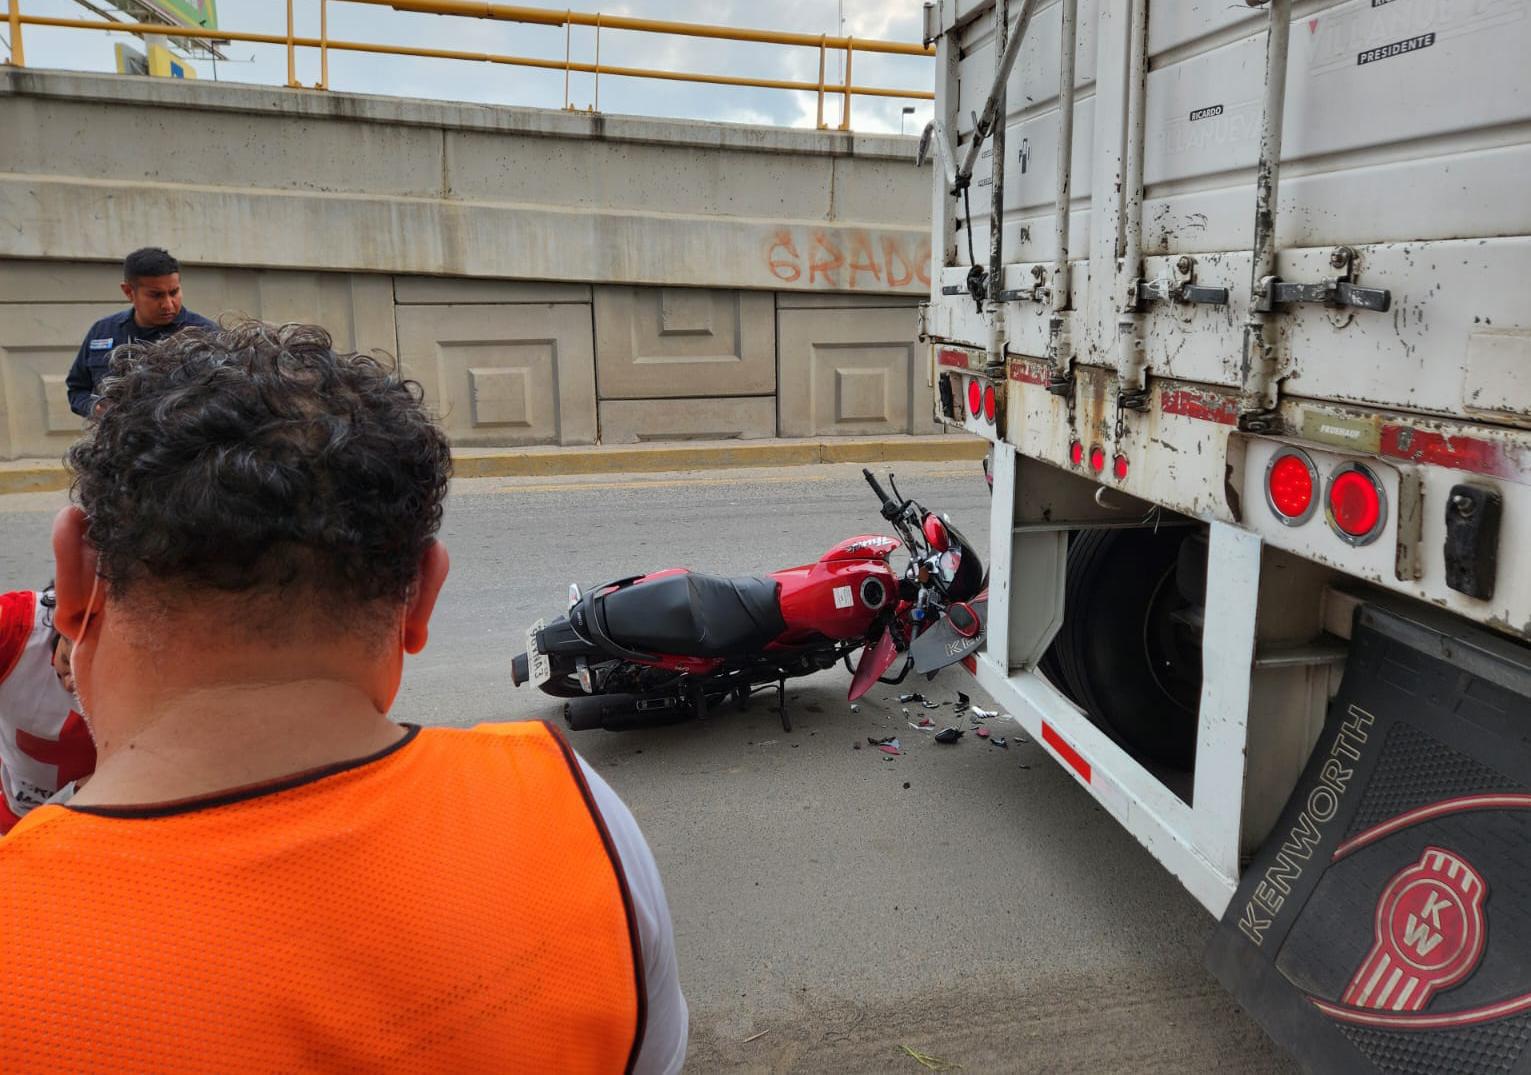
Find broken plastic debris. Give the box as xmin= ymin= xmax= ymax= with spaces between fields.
xmin=975 ymin=727 xmax=990 ymax=739
xmin=898 ymin=692 xmax=926 ymax=704
xmin=969 ymin=706 xmax=998 ymax=721
xmin=880 ymin=744 xmax=903 ymax=756
xmin=918 ymin=717 xmax=936 ymax=728
xmin=992 ymin=736 xmax=1008 ymax=749
xmin=934 ymin=727 xmax=963 ymax=744
xmin=920 ymin=699 xmax=942 ymax=710
xmin=850 ymin=704 xmax=860 ymax=713
xmin=868 ymin=735 xmax=898 ymax=746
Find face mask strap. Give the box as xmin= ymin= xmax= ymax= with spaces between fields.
xmin=77 ymin=572 xmax=102 ymax=648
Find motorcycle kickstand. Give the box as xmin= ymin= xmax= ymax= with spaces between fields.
xmin=692 ymin=680 xmax=708 ymax=722
xmin=776 ymin=677 xmax=791 ymax=733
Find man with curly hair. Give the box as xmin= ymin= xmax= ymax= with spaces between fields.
xmin=0 ymin=321 xmax=686 ymax=1073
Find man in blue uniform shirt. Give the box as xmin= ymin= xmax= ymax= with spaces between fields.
xmin=65 ymin=247 xmax=217 ymax=417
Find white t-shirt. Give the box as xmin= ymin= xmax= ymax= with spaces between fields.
xmin=577 ymin=755 xmax=689 ymax=1075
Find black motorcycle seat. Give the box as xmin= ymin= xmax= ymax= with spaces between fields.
xmin=600 ymin=572 xmax=786 ymax=658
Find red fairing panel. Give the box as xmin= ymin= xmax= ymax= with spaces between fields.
xmin=820 ymin=535 xmax=901 ymax=563
xmin=772 ymin=559 xmax=896 ymax=642
xmin=848 ymin=627 xmax=901 ymax=701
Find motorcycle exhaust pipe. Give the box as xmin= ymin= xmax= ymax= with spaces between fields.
xmin=564 ymin=693 xmax=693 ymax=732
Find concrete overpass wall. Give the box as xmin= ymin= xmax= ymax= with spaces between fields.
xmin=0 ymin=70 xmax=935 ymax=460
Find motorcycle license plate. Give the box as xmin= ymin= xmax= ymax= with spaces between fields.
xmin=526 ymin=619 xmax=552 ymax=687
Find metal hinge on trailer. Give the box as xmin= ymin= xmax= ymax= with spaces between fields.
xmin=1254 ymin=245 xmax=1391 ymax=315
xmin=1132 ymin=255 xmax=1228 ymax=310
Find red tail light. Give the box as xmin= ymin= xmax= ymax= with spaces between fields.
xmin=1069 ymin=441 xmax=1084 ymax=466
xmin=983 ymin=384 xmax=997 ymax=421
xmin=1266 ymin=449 xmax=1318 ymax=525
xmin=1113 ymin=455 xmax=1129 ymax=481
xmin=1326 ymin=463 xmax=1386 ymax=545
xmin=967 ymin=379 xmax=983 ymax=417
xmin=1088 ymin=445 xmax=1105 ymax=473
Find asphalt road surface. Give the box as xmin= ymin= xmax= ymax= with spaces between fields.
xmin=0 ymin=461 xmax=1292 ymax=1073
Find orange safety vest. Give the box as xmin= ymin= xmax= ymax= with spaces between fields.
xmin=0 ymin=721 xmax=644 ymax=1073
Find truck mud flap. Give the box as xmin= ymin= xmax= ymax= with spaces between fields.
xmin=1206 ymin=603 xmax=1531 ymax=1074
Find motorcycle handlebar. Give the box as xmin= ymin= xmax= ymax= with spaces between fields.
xmin=863 ymin=468 xmax=900 ymax=520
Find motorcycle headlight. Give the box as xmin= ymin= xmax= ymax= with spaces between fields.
xmin=937 ymin=549 xmax=962 ymax=583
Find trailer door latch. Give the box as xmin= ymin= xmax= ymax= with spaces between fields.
xmin=1256 ymin=246 xmax=1391 ymax=313
xmin=1132 ymin=255 xmax=1228 ymax=309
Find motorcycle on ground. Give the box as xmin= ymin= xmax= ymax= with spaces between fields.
xmin=510 ymin=470 xmax=987 ymax=732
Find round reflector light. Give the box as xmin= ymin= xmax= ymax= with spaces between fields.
xmin=1088 ymin=445 xmax=1105 ymax=473
xmin=1113 ymin=455 xmax=1129 ymax=481
xmin=1265 ymin=450 xmax=1317 ymax=526
xmin=1069 ymin=441 xmax=1084 ymax=466
xmin=1327 ymin=464 xmax=1386 ymax=544
xmin=967 ymin=379 xmax=982 ymax=416
xmin=983 ymin=384 xmax=997 ymax=421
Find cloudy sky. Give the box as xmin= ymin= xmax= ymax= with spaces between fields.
xmin=9 ymin=0 xmax=933 ymax=134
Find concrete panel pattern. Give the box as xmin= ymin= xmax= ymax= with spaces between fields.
xmin=0 ymin=71 xmax=930 ymax=295
xmin=395 ymin=278 xmax=592 ymax=305
xmin=775 ymin=293 xmax=926 ymax=310
xmin=445 ymin=131 xmax=836 ymax=219
xmin=0 ymin=176 xmax=933 ymax=297
xmin=395 ymin=304 xmax=596 ymax=447
xmin=777 ymin=306 xmax=935 ymax=438
xmin=0 ymin=96 xmax=445 ymax=198
xmin=0 ymin=261 xmax=396 ymax=358
xmin=0 ymin=303 xmax=121 ymax=457
xmin=829 ymin=156 xmax=932 ymax=226
xmin=598 ymin=397 xmax=776 ymax=444
xmin=152 ymin=268 xmax=397 ymax=358
xmin=594 ymin=287 xmax=775 ymax=400
xmin=0 ymin=259 xmax=125 ymax=303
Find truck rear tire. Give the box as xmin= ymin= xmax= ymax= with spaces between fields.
xmin=1044 ymin=527 xmax=1205 ymax=770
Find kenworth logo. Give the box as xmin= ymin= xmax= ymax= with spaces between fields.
xmin=1239 ymin=705 xmax=1375 ymax=945
xmin=1340 ymin=847 xmax=1488 ymax=1012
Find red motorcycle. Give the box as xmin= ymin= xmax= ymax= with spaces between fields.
xmin=510 ymin=470 xmax=987 ymax=732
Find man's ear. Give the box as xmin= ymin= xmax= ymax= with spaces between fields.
xmin=119 ymin=282 xmax=133 ymax=302
xmin=51 ymin=506 xmax=101 ymax=643
xmin=402 ymin=541 xmax=450 ymax=654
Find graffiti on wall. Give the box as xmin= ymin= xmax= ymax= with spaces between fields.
xmin=765 ymin=229 xmax=932 ymax=291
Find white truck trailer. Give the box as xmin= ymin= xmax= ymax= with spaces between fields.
xmin=919 ymin=1 xmax=1531 ymax=1068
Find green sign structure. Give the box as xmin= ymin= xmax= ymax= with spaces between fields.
xmin=155 ymin=0 xmax=218 ymax=30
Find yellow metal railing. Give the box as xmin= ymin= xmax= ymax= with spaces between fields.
xmin=2 ymin=0 xmax=933 ymax=131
